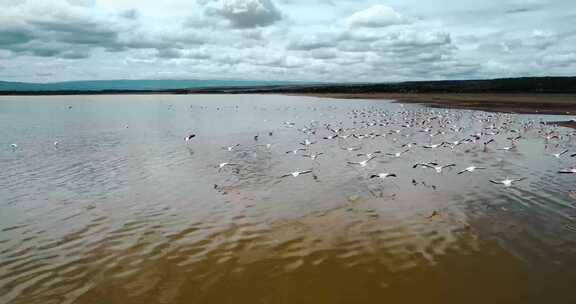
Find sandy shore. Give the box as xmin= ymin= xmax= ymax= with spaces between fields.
xmin=296 ymin=93 xmax=576 ymax=115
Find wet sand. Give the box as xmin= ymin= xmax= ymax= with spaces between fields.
xmin=296 ymin=93 xmax=576 ymax=115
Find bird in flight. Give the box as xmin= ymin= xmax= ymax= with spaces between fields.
xmin=457 ymin=166 xmax=486 ymax=174
xmin=280 ymin=170 xmax=313 ymax=178
xmin=489 ymin=177 xmax=526 ymax=187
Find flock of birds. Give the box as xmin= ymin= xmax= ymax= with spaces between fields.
xmin=7 ymin=104 xmax=576 ymax=193
xmin=180 ymin=105 xmax=576 ymax=192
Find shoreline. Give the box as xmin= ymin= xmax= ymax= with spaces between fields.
xmin=2 ymin=91 xmax=576 ymax=115
xmin=292 ymin=93 xmax=576 ymax=115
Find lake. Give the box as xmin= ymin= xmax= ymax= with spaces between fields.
xmin=1 ymin=94 xmax=576 ymax=304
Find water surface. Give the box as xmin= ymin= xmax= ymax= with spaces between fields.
xmin=1 ymin=94 xmax=576 ymax=304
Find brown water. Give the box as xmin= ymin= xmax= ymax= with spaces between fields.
xmin=1 ymin=95 xmax=576 ymax=304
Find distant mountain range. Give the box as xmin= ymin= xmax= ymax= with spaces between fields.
xmin=0 ymin=79 xmax=310 ymax=92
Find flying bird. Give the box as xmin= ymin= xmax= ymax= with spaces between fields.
xmin=489 ymin=177 xmax=526 ymax=187
xmin=348 ymin=157 xmax=375 ymax=167
xmin=370 ymin=173 xmax=397 ymax=179
xmin=551 ymin=150 xmax=569 ymax=158
xmin=457 ymin=166 xmax=486 ymax=174
xmin=185 ymin=134 xmax=196 ymax=142
xmin=280 ymin=170 xmax=313 ymax=178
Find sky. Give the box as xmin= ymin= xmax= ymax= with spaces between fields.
xmin=0 ymin=0 xmax=575 ymax=83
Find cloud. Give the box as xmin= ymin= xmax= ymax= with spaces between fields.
xmin=0 ymin=28 xmax=35 ymax=46
xmin=211 ymin=0 xmax=283 ymax=28
xmin=309 ymin=48 xmax=337 ymax=59
xmin=287 ymin=34 xmax=337 ymax=50
xmin=0 ymin=1 xmax=130 ymax=58
xmin=347 ymin=5 xmax=405 ymax=28
xmin=0 ymin=0 xmax=575 ymax=82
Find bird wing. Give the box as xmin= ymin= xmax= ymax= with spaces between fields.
xmin=300 ymin=170 xmax=313 ymax=175
xmin=489 ymin=180 xmax=501 ymax=184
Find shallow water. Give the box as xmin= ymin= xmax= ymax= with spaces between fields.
xmin=1 ymin=94 xmax=576 ymax=304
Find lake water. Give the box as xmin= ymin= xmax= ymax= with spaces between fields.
xmin=1 ymin=94 xmax=576 ymax=304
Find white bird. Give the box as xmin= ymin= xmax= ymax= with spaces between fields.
xmin=484 ymin=139 xmax=495 ymax=146
xmin=223 ymin=144 xmax=240 ymax=151
xmin=185 ymin=134 xmax=196 ymax=142
xmin=348 ymin=157 xmax=375 ymax=167
xmin=558 ymin=168 xmax=576 ymax=174
xmin=53 ymin=141 xmax=59 ymax=147
xmin=10 ymin=143 xmax=18 ymax=149
xmin=489 ymin=177 xmax=526 ymax=187
xmin=286 ymin=148 xmax=307 ymax=154
xmin=457 ymin=166 xmax=486 ymax=174
xmin=401 ymin=143 xmax=417 ymax=148
xmin=386 ymin=150 xmax=410 ymax=158
xmin=370 ymin=173 xmax=397 ymax=179
xmin=443 ymin=140 xmax=465 ymax=148
xmin=302 ymin=153 xmax=324 ymax=160
xmin=280 ymin=169 xmax=313 ymax=178
xmin=551 ymin=150 xmax=568 ymax=158
xmin=422 ymin=143 xmax=444 ymax=149
xmin=300 ymin=139 xmax=316 ymax=146
xmin=342 ymin=146 xmax=362 ymax=152
xmin=356 ymin=151 xmax=382 ymax=158
xmin=323 ymin=134 xmax=339 ymax=140
xmin=417 ymin=163 xmax=456 ymax=173
xmin=216 ymin=162 xmax=238 ymax=171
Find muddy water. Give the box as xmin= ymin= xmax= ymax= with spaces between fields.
xmin=1 ymin=94 xmax=576 ymax=304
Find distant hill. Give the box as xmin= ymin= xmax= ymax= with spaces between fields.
xmin=184 ymin=76 xmax=576 ymax=94
xmin=1 ymin=77 xmax=575 ymax=95
xmin=0 ymin=79 xmax=309 ymax=92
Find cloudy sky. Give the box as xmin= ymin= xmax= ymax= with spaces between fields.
xmin=1 ymin=0 xmax=575 ymax=83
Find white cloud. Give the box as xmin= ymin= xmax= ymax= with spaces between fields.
xmin=287 ymin=34 xmax=338 ymax=50
xmin=346 ymin=5 xmax=405 ymax=28
xmin=0 ymin=0 xmax=575 ymax=82
xmin=212 ymin=0 xmax=283 ymax=28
